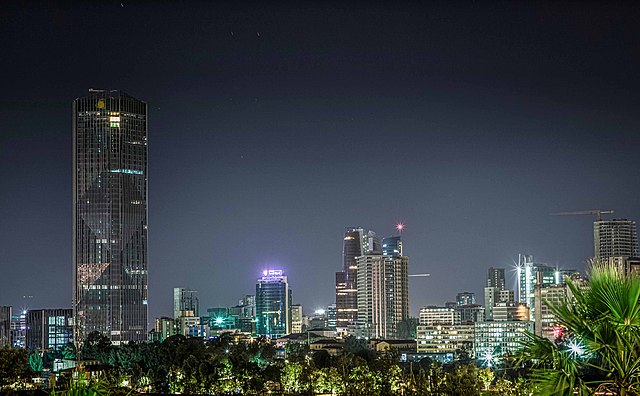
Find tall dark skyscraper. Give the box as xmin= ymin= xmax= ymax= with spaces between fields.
xmin=73 ymin=90 xmax=148 ymax=344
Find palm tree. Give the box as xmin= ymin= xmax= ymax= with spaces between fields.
xmin=518 ymin=259 xmax=640 ymax=395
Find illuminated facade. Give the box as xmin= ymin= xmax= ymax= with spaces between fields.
xmin=416 ymin=323 xmax=474 ymax=357
xmin=25 ymin=309 xmax=73 ymax=351
xmin=73 ymin=90 xmax=148 ymax=344
xmin=516 ymin=254 xmax=574 ymax=321
xmin=419 ymin=307 xmax=460 ymax=326
xmin=474 ymin=321 xmax=531 ymax=361
xmin=256 ymin=270 xmax=291 ymax=338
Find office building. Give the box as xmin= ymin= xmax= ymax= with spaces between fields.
xmin=382 ymin=236 xmax=402 ymax=257
xmin=356 ymin=253 xmax=409 ymax=339
xmin=416 ymin=323 xmax=474 ymax=359
xmin=456 ymin=304 xmax=485 ymax=323
xmin=419 ymin=307 xmax=460 ymax=326
xmin=291 ymin=305 xmax=303 ymax=333
xmin=516 ymin=254 xmax=574 ymax=321
xmin=594 ymin=219 xmax=638 ymax=260
xmin=173 ymin=288 xmax=199 ymax=319
xmin=25 ymin=309 xmax=73 ymax=351
xmin=150 ymin=317 xmax=176 ymax=342
xmin=178 ymin=316 xmax=206 ymax=338
xmin=474 ymin=321 xmax=532 ymax=363
xmin=492 ymin=302 xmax=529 ymax=322
xmin=534 ymin=284 xmax=567 ymax=340
xmin=487 ymin=267 xmax=506 ymax=290
xmin=327 ymin=303 xmax=337 ymax=329
xmin=456 ymin=292 xmax=475 ymax=306
xmin=0 ymin=306 xmax=11 ymax=348
xmin=11 ymin=311 xmax=27 ymax=348
xmin=335 ymin=227 xmax=380 ymax=335
xmin=256 ymin=269 xmax=291 ymax=338
xmin=73 ymin=90 xmax=148 ymax=344
xmin=228 ymin=295 xmax=256 ymax=334
xmin=484 ymin=287 xmax=515 ymax=321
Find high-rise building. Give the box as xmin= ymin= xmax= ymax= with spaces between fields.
xmin=487 ymin=267 xmax=505 ymax=290
xmin=11 ymin=310 xmax=27 ymax=348
xmin=382 ymin=236 xmax=402 ymax=257
xmin=291 ymin=305 xmax=303 ymax=334
xmin=516 ymin=254 xmax=574 ymax=321
xmin=456 ymin=292 xmax=475 ymax=306
xmin=326 ymin=303 xmax=337 ymax=329
xmin=594 ymin=219 xmax=638 ymax=260
xmin=173 ymin=288 xmax=199 ymax=319
xmin=335 ymin=227 xmax=380 ymax=335
xmin=256 ymin=270 xmax=291 ymax=338
xmin=0 ymin=306 xmax=11 ymax=348
xmin=356 ymin=252 xmax=409 ymax=339
xmin=73 ymin=90 xmax=148 ymax=345
xmin=25 ymin=309 xmax=73 ymax=351
xmin=484 ymin=287 xmax=514 ymax=321
xmin=534 ymin=284 xmax=568 ymax=340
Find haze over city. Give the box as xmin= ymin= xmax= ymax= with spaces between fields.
xmin=1 ymin=1 xmax=639 ymax=322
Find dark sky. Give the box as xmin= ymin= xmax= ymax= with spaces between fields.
xmin=1 ymin=1 xmax=639 ymax=320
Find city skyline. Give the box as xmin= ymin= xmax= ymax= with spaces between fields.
xmin=1 ymin=2 xmax=640 ymax=323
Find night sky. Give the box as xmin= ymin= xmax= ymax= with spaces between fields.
xmin=1 ymin=2 xmax=639 ymax=321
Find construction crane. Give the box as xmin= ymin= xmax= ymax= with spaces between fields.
xmin=551 ymin=209 xmax=614 ymax=221
xmin=409 ymin=274 xmax=431 ymax=277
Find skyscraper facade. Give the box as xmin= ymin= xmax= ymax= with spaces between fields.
xmin=486 ymin=267 xmax=505 ymax=290
xmin=382 ymin=236 xmax=402 ymax=257
xmin=0 ymin=306 xmax=11 ymax=348
xmin=356 ymin=253 xmax=409 ymax=339
xmin=173 ymin=288 xmax=199 ymax=319
xmin=516 ymin=254 xmax=574 ymax=321
xmin=73 ymin=90 xmax=148 ymax=344
xmin=256 ymin=270 xmax=291 ymax=338
xmin=335 ymin=227 xmax=380 ymax=335
xmin=593 ymin=219 xmax=638 ymax=260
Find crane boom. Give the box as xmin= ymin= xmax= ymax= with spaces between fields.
xmin=551 ymin=209 xmax=614 ymax=221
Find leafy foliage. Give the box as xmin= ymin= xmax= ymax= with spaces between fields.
xmin=518 ymin=259 xmax=640 ymax=395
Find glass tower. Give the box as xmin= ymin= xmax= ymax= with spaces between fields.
xmin=73 ymin=90 xmax=148 ymax=345
xmin=255 ymin=270 xmax=291 ymax=338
